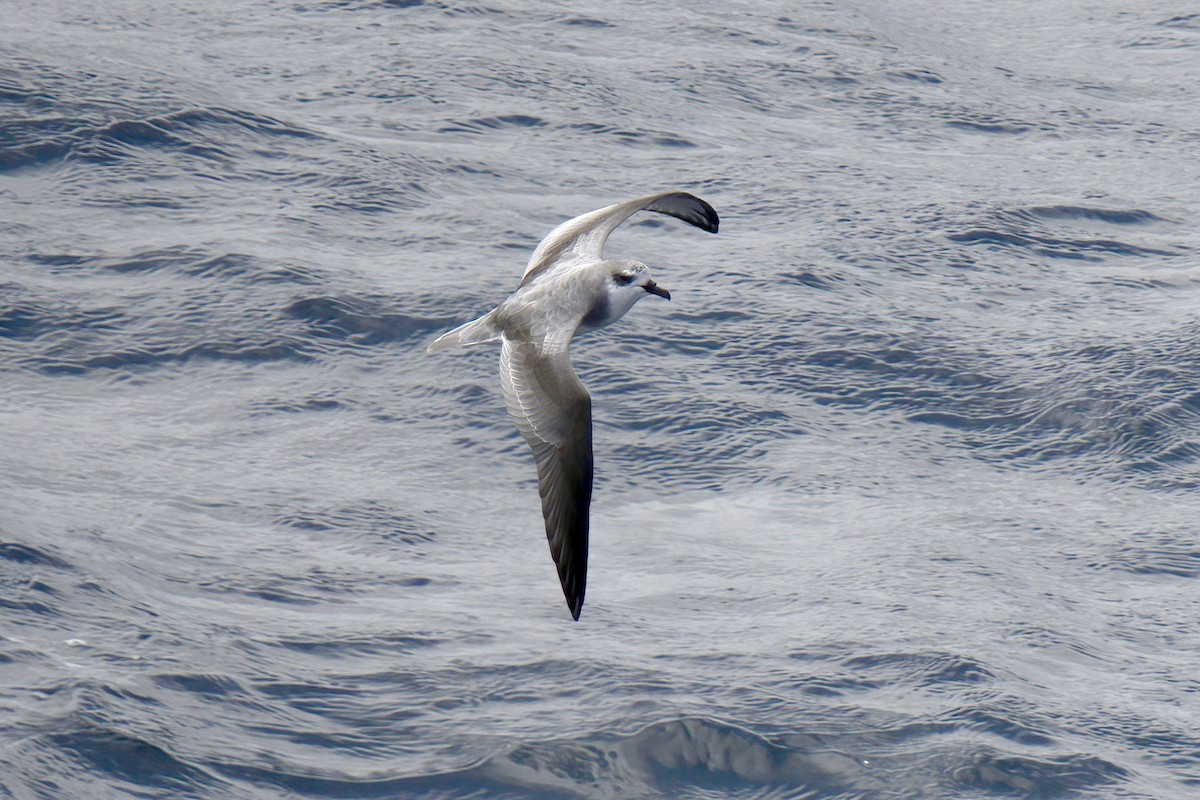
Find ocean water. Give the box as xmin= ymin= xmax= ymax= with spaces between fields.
xmin=3 ymin=1 xmax=1200 ymax=798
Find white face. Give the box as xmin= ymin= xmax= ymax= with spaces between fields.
xmin=609 ymin=262 xmax=670 ymax=305
xmin=585 ymin=262 xmax=670 ymax=330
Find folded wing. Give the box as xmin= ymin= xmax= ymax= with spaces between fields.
xmin=521 ymin=191 xmax=720 ymax=286
xmin=498 ymin=336 xmax=593 ymax=620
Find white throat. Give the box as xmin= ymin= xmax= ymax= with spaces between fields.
xmin=579 ymin=283 xmax=647 ymax=331
xmin=606 ymin=284 xmax=646 ymax=322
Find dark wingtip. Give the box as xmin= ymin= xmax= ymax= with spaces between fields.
xmin=559 ymin=570 xmax=585 ymax=620
xmin=566 ymin=580 xmax=585 ymax=620
xmin=650 ymin=192 xmax=720 ymax=235
xmin=563 ymin=587 xmax=583 ymax=620
xmin=696 ymin=197 xmax=719 ymax=234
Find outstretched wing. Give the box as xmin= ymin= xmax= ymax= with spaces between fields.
xmin=498 ymin=335 xmax=593 ymax=620
xmin=520 ymin=191 xmax=720 ymax=286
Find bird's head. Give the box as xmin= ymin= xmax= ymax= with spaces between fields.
xmin=609 ymin=261 xmax=671 ymax=302
xmin=579 ymin=261 xmax=672 ymax=331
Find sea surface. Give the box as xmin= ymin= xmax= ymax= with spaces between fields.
xmin=3 ymin=2 xmax=1200 ymax=798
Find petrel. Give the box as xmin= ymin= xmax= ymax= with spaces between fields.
xmin=428 ymin=192 xmax=719 ymax=619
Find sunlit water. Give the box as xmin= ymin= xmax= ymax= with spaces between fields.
xmin=3 ymin=2 xmax=1200 ymax=798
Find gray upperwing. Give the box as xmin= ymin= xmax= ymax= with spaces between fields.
xmin=520 ymin=191 xmax=719 ymax=287
xmin=498 ymin=336 xmax=593 ymax=620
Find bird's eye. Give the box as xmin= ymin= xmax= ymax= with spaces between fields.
xmin=613 ymin=274 xmax=634 ymax=286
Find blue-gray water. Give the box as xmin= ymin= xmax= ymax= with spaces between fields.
xmin=3 ymin=2 xmax=1200 ymax=798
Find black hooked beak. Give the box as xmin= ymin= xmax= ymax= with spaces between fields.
xmin=643 ymin=280 xmax=671 ymax=301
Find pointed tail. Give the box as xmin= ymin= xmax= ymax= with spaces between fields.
xmin=426 ymin=312 xmax=501 ymax=354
